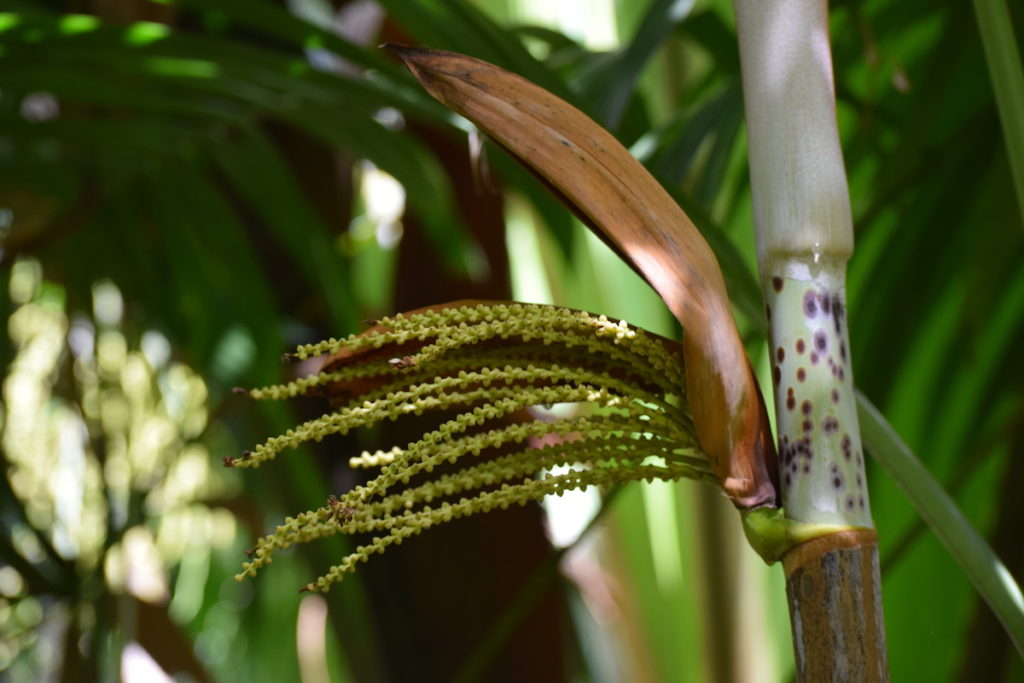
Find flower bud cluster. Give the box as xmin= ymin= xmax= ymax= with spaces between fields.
xmin=233 ymin=303 xmax=710 ymax=592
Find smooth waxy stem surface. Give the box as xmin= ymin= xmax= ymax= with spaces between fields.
xmin=735 ymin=0 xmax=853 ymax=268
xmin=765 ymin=264 xmax=870 ymax=527
xmin=734 ymin=0 xmax=888 ymax=678
xmin=734 ymin=0 xmax=869 ymax=529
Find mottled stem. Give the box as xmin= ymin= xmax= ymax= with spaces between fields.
xmin=733 ymin=0 xmax=888 ymax=678
xmin=765 ymin=262 xmax=886 ymax=681
xmin=764 ymin=262 xmax=870 ymax=528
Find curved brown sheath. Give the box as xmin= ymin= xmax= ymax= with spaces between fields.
xmin=388 ymin=46 xmax=778 ymax=508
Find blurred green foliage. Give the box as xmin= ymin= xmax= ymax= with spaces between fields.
xmin=0 ymin=0 xmax=1021 ymax=681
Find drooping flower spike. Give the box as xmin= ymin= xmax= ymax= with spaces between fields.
xmin=232 ymin=302 xmax=712 ymax=593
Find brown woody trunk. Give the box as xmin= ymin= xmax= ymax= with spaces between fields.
xmin=783 ymin=530 xmax=888 ymax=682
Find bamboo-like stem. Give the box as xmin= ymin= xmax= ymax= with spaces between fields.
xmin=732 ymin=0 xmax=888 ymax=678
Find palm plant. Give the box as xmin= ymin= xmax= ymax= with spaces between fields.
xmin=1 ymin=0 xmax=1023 ymax=681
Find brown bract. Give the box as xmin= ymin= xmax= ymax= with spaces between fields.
xmin=387 ymin=46 xmax=777 ymax=509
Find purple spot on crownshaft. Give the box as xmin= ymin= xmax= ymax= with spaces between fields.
xmin=804 ymin=291 xmax=818 ymax=318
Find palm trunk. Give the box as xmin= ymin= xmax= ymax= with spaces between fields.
xmin=731 ymin=0 xmax=889 ymax=678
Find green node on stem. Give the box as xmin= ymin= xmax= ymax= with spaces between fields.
xmin=741 ymin=507 xmax=864 ymax=564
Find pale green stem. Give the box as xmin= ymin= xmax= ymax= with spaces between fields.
xmin=763 ymin=264 xmax=870 ymax=527
xmin=734 ymin=5 xmax=889 ymax=677
xmin=733 ymin=0 xmax=870 ymax=529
